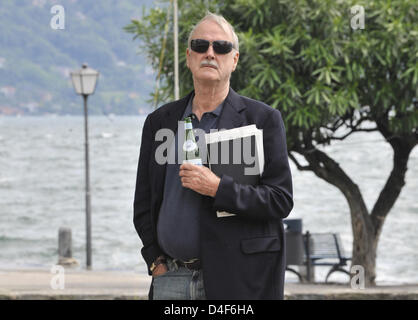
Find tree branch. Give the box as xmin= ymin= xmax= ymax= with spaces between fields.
xmin=370 ymin=137 xmax=416 ymax=240
xmin=288 ymin=152 xmax=313 ymax=171
xmin=329 ymin=127 xmax=378 ymax=141
xmin=295 ymin=141 xmax=373 ymax=234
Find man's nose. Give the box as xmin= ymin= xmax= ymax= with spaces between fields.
xmin=205 ymin=44 xmax=215 ymax=59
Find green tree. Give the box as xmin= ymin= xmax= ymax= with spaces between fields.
xmin=125 ymin=0 xmax=418 ymax=286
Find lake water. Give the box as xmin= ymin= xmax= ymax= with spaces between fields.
xmin=0 ymin=115 xmax=416 ymax=284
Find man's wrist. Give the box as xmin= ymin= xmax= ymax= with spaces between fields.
xmin=210 ymin=176 xmax=221 ymax=197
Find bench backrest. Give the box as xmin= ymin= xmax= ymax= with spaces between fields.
xmin=305 ymin=232 xmax=347 ymax=260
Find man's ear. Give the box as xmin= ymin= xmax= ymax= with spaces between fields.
xmin=186 ymin=48 xmax=190 ymax=69
xmin=231 ymin=51 xmax=239 ymax=72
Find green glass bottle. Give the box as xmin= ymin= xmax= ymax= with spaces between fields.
xmin=182 ymin=117 xmax=202 ymax=165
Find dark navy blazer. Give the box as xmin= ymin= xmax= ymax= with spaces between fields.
xmin=133 ymin=88 xmax=293 ymax=299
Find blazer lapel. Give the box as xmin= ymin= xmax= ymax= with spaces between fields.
xmin=217 ymin=88 xmax=246 ymax=130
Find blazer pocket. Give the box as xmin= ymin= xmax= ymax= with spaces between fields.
xmin=241 ymin=236 xmax=281 ymax=254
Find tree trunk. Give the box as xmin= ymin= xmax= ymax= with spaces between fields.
xmin=348 ymin=193 xmax=376 ymax=286
xmin=300 ymin=147 xmax=377 ymax=286
xmin=293 ymin=133 xmax=416 ymax=286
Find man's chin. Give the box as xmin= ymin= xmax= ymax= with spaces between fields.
xmin=195 ymin=73 xmax=220 ymax=82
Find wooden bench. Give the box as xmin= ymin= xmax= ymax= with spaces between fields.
xmin=285 ymin=230 xmax=352 ymax=283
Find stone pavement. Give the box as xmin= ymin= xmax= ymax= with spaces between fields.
xmin=0 ymin=269 xmax=417 ymax=300
xmin=0 ymin=268 xmax=150 ymax=300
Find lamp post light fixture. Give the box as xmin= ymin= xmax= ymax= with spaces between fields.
xmin=70 ymin=63 xmax=99 ymax=270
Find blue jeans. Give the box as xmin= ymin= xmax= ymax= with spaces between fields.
xmin=152 ymin=259 xmax=206 ymax=300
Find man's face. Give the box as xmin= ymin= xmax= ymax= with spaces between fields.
xmin=186 ymin=20 xmax=239 ymax=84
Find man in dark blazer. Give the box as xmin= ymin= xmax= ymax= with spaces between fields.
xmin=133 ymin=12 xmax=293 ymax=300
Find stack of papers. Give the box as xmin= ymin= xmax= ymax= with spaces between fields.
xmin=205 ymin=125 xmax=264 ymax=217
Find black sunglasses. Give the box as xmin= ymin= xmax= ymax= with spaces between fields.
xmin=190 ymin=39 xmax=234 ymax=54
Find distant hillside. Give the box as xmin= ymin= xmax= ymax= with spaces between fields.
xmin=0 ymin=0 xmax=157 ymax=115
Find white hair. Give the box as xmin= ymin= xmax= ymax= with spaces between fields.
xmin=187 ymin=12 xmax=239 ymax=52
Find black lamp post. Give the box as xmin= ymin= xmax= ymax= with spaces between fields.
xmin=70 ymin=63 xmax=99 ymax=270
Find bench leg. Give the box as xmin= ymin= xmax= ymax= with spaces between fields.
xmin=286 ymin=267 xmax=304 ymax=282
xmin=325 ymin=265 xmax=351 ymax=283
